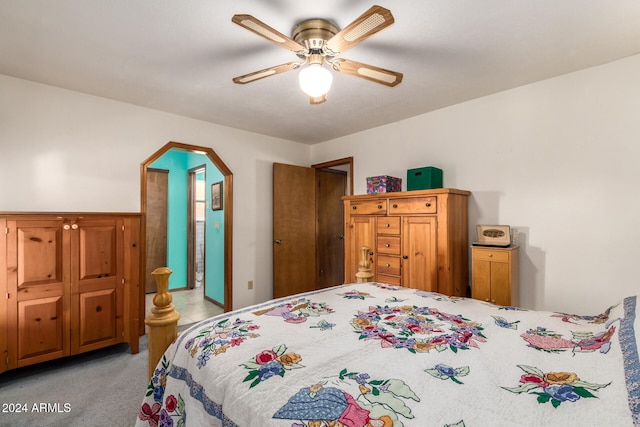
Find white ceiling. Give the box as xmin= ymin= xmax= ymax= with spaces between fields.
xmin=2 ymin=1 xmax=640 ymax=144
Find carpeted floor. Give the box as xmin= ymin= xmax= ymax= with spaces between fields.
xmin=0 ymin=335 xmax=150 ymax=427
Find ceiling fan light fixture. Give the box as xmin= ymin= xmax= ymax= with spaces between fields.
xmin=298 ymin=63 xmax=333 ymax=98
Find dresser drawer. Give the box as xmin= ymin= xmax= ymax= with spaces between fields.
xmin=349 ymin=200 xmax=387 ymax=215
xmin=377 ymin=235 xmax=401 ymax=255
xmin=377 ymin=274 xmax=401 ymax=286
xmin=388 ymin=197 xmax=437 ymax=215
xmin=377 ymin=255 xmax=401 ymax=276
xmin=472 ymin=248 xmax=510 ymax=262
xmin=377 ymin=217 xmax=400 ymax=234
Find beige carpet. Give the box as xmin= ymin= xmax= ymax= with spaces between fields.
xmin=0 ymin=336 xmax=149 ymax=427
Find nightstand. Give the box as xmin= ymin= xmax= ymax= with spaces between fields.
xmin=471 ymin=245 xmax=519 ymax=306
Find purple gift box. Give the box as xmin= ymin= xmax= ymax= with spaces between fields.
xmin=366 ymin=175 xmax=402 ymax=194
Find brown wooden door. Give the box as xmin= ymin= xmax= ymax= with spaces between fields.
xmin=6 ymin=219 xmax=71 ymax=368
xmin=402 ymin=216 xmax=437 ymax=291
xmin=71 ymin=218 xmax=124 ymax=354
xmin=316 ymin=169 xmax=346 ymax=289
xmin=273 ymin=163 xmax=316 ymax=298
xmin=145 ymin=169 xmax=168 ymax=293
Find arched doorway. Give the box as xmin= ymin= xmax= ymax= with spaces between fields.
xmin=140 ymin=142 xmax=233 ymax=320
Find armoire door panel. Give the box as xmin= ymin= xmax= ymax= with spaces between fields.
xmin=78 ymin=226 xmax=117 ymax=280
xmin=76 ymin=288 xmax=118 ymax=350
xmin=76 ymin=221 xmax=120 ymax=280
xmin=17 ymin=295 xmax=66 ymax=364
xmin=6 ymin=219 xmax=71 ymax=369
xmin=0 ymin=218 xmax=6 ymax=373
xmin=71 ymin=218 xmax=124 ymax=353
xmin=14 ymin=222 xmax=67 ymax=288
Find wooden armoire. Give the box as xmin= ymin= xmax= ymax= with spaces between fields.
xmin=342 ymin=189 xmax=470 ymax=296
xmin=0 ymin=213 xmax=141 ymax=374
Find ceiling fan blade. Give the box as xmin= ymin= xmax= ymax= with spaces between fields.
xmin=310 ymin=94 xmax=327 ymax=105
xmin=232 ymin=62 xmax=301 ymax=84
xmin=331 ymin=58 xmax=403 ymax=87
xmin=232 ymin=14 xmax=306 ymax=53
xmin=325 ymin=5 xmax=395 ymax=55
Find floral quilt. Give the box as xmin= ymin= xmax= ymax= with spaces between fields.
xmin=135 ymin=283 xmax=640 ymax=427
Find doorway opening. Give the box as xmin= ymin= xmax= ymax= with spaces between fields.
xmin=140 ymin=142 xmax=233 ymax=330
xmin=188 ymin=165 xmax=206 ymax=291
xmin=273 ymin=157 xmax=353 ymax=298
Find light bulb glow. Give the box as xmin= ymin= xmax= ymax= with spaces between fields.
xmin=298 ymin=64 xmax=333 ymax=97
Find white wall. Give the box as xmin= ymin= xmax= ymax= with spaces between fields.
xmin=3 ymin=53 xmax=639 ymax=315
xmin=0 ymin=74 xmax=310 ymax=309
xmin=312 ymin=53 xmax=640 ymax=314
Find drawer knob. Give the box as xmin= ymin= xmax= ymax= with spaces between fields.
xmin=385 ymin=223 xmax=390 ymax=228
xmin=352 ymin=206 xmax=357 ymax=210
xmin=385 ymin=243 xmax=390 ymax=247
xmin=392 ymin=204 xmax=398 ymax=208
xmin=386 ymin=263 xmax=390 ymax=267
xmin=403 ymin=255 xmax=408 ymax=259
xmin=489 ymin=254 xmax=493 ymax=257
xmin=377 ymin=205 xmax=383 ymax=209
xmin=425 ymin=202 xmax=431 ymax=207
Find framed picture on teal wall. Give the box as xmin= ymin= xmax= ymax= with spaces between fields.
xmin=211 ymin=181 xmax=223 ymax=211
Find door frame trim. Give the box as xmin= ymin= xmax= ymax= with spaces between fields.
xmin=140 ymin=142 xmax=233 ymax=322
xmin=312 ymin=156 xmax=354 ymax=195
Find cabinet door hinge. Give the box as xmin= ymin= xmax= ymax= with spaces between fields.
xmin=5 ymin=227 xmax=8 ymax=234
xmin=122 ymin=225 xmax=125 ymax=231
xmin=6 ymin=293 xmax=9 ymax=299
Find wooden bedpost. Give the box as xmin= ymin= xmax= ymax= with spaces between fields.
xmin=355 ymin=246 xmax=374 ymax=283
xmin=145 ymin=267 xmax=180 ymax=379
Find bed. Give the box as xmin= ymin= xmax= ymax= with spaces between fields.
xmin=135 ymin=282 xmax=640 ymax=427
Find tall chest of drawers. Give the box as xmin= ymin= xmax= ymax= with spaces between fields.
xmin=342 ymin=189 xmax=470 ymax=296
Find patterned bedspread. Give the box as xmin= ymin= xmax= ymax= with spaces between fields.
xmin=135 ymin=283 xmax=640 ymax=427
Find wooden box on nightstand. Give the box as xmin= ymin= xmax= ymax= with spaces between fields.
xmin=471 ymin=245 xmax=519 ymax=306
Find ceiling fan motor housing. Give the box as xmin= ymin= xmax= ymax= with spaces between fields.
xmin=292 ymin=19 xmax=339 ymax=57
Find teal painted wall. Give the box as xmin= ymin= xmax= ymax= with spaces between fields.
xmin=149 ymin=149 xmax=224 ymax=303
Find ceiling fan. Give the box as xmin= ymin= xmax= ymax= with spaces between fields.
xmin=231 ymin=5 xmax=403 ymax=104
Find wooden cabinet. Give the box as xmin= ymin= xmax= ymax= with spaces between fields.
xmin=471 ymin=246 xmax=519 ymax=306
xmin=343 ymin=189 xmax=470 ymax=296
xmin=1 ymin=213 xmax=141 ymax=372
